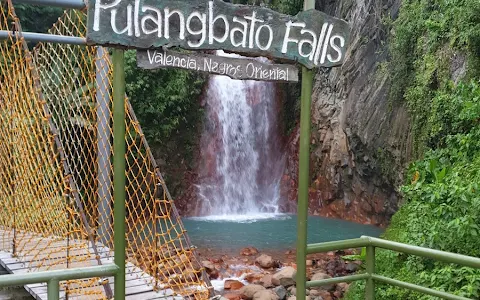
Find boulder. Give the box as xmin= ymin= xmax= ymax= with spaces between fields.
xmin=209 ymin=269 xmax=220 ymax=279
xmin=246 ymin=273 xmax=264 ymax=284
xmin=202 ymin=260 xmax=215 ymax=271
xmin=336 ymin=282 xmax=350 ymax=293
xmin=287 ymin=297 xmax=311 ymax=300
xmin=223 ymin=292 xmax=242 ymax=300
xmin=308 ymin=290 xmax=321 ymax=297
xmin=310 ymin=272 xmax=334 ymax=291
xmin=255 ymin=254 xmax=275 ymax=269
xmin=273 ymin=286 xmax=287 ymax=300
xmin=224 ymin=280 xmax=244 ymax=290
xmin=260 ymin=274 xmax=274 ymax=288
xmin=253 ymin=290 xmax=279 ymax=300
xmin=241 ymin=247 xmax=259 ymax=256
xmin=272 ymin=267 xmax=296 ymax=287
xmin=239 ymin=284 xmax=266 ymax=299
xmin=345 ymin=262 xmax=359 ymax=272
xmin=287 ymin=287 xmax=309 ymax=296
xmin=180 ymin=267 xmax=199 ymax=283
xmin=314 ymin=290 xmax=332 ymax=300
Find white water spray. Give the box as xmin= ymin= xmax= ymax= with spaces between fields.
xmin=197 ymin=52 xmax=285 ymax=219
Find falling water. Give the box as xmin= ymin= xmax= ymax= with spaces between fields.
xmin=196 ymin=52 xmax=285 ymax=219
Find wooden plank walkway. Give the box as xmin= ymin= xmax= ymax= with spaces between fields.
xmin=0 ymin=229 xmax=184 ymax=300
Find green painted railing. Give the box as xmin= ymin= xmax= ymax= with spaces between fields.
xmin=0 ymin=265 xmax=119 ymax=300
xmin=304 ymin=236 xmax=480 ymax=300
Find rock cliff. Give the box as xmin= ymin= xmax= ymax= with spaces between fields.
xmin=280 ymin=0 xmax=412 ymax=226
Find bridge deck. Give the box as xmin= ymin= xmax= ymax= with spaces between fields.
xmin=0 ymin=229 xmax=182 ymax=300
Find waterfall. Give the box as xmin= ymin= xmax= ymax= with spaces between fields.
xmin=196 ymin=51 xmax=285 ymax=219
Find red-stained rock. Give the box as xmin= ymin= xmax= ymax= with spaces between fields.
xmin=223 ymin=292 xmax=243 ymax=300
xmin=225 ymin=280 xmax=245 ymax=290
xmin=241 ymin=247 xmax=259 ymax=256
xmin=255 ymin=254 xmax=275 ymax=269
xmin=245 ymin=273 xmax=264 ymax=284
xmin=209 ymin=269 xmax=220 ymax=279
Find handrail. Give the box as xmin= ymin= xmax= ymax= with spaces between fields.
xmin=366 ymin=236 xmax=480 ymax=269
xmin=0 ymin=31 xmax=87 ymax=45
xmin=11 ymin=0 xmax=86 ymax=9
xmin=307 ymin=237 xmax=369 ymax=253
xmin=371 ymin=274 xmax=471 ymax=300
xmin=304 ymin=236 xmax=480 ymax=300
xmin=0 ymin=264 xmax=119 ymax=300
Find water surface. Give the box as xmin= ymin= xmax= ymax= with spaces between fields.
xmin=183 ymin=214 xmax=383 ymax=252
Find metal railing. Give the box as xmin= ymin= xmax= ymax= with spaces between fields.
xmin=305 ymin=236 xmax=480 ymax=300
xmin=0 ymin=265 xmax=119 ymax=300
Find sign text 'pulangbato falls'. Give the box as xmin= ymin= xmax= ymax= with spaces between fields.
xmin=86 ymin=0 xmax=351 ymax=69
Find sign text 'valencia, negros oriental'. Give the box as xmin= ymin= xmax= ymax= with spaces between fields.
xmin=87 ymin=0 xmax=351 ymax=69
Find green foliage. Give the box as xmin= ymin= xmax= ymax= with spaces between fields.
xmin=346 ymin=144 xmax=480 ymax=299
xmin=124 ymin=50 xmax=205 ymax=146
xmin=387 ymin=0 xmax=480 ymax=156
xmin=427 ymin=81 xmax=480 ymax=149
xmin=271 ymin=0 xmax=303 ymax=16
xmin=342 ymin=247 xmax=367 ymax=262
xmin=124 ymin=50 xmax=206 ymax=194
xmin=346 ymin=0 xmax=480 ymax=298
xmin=14 ymin=4 xmax=63 ymax=33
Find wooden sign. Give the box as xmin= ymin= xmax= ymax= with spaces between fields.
xmin=87 ymin=0 xmax=351 ymax=69
xmin=137 ymin=49 xmax=299 ymax=82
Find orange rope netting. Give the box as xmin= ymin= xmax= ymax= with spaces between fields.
xmin=0 ymin=2 xmax=210 ymax=299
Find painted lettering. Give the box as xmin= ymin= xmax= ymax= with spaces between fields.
xmin=92 ymin=0 xmax=350 ymax=69
xmin=186 ymin=11 xmax=207 ymax=47
xmin=327 ymin=35 xmax=345 ymax=63
xmin=141 ymin=6 xmax=162 ymax=37
xmin=255 ymin=25 xmax=273 ymax=50
xmin=209 ymin=1 xmax=229 ymax=44
xmin=298 ymin=28 xmax=317 ymax=60
xmin=164 ymin=8 xmax=185 ymax=40
xmin=281 ymin=21 xmax=305 ymax=54
xmin=230 ymin=17 xmax=248 ymax=48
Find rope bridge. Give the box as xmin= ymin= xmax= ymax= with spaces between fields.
xmin=0 ymin=2 xmax=209 ymax=299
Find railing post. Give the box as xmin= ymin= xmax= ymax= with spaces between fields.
xmin=296 ymin=1 xmax=315 ymax=300
xmin=47 ymin=279 xmax=60 ymax=300
xmin=113 ymin=48 xmax=126 ymax=300
xmin=365 ymin=246 xmax=375 ymax=300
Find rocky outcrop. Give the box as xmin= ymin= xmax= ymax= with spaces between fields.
xmin=280 ymin=0 xmax=411 ymax=226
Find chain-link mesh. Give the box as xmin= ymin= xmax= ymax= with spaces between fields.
xmin=0 ymin=2 xmax=209 ymax=299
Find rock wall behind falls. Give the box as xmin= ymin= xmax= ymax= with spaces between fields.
xmin=280 ymin=0 xmax=412 ymax=226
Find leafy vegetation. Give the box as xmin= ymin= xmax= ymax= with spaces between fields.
xmin=346 ymin=0 xmax=480 ymax=298
xmin=346 ymin=82 xmax=480 ymax=300
xmin=387 ymin=0 xmax=480 ymax=156
xmin=124 ymin=50 xmax=206 ymax=195
xmin=14 ymin=4 xmax=63 ymax=33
